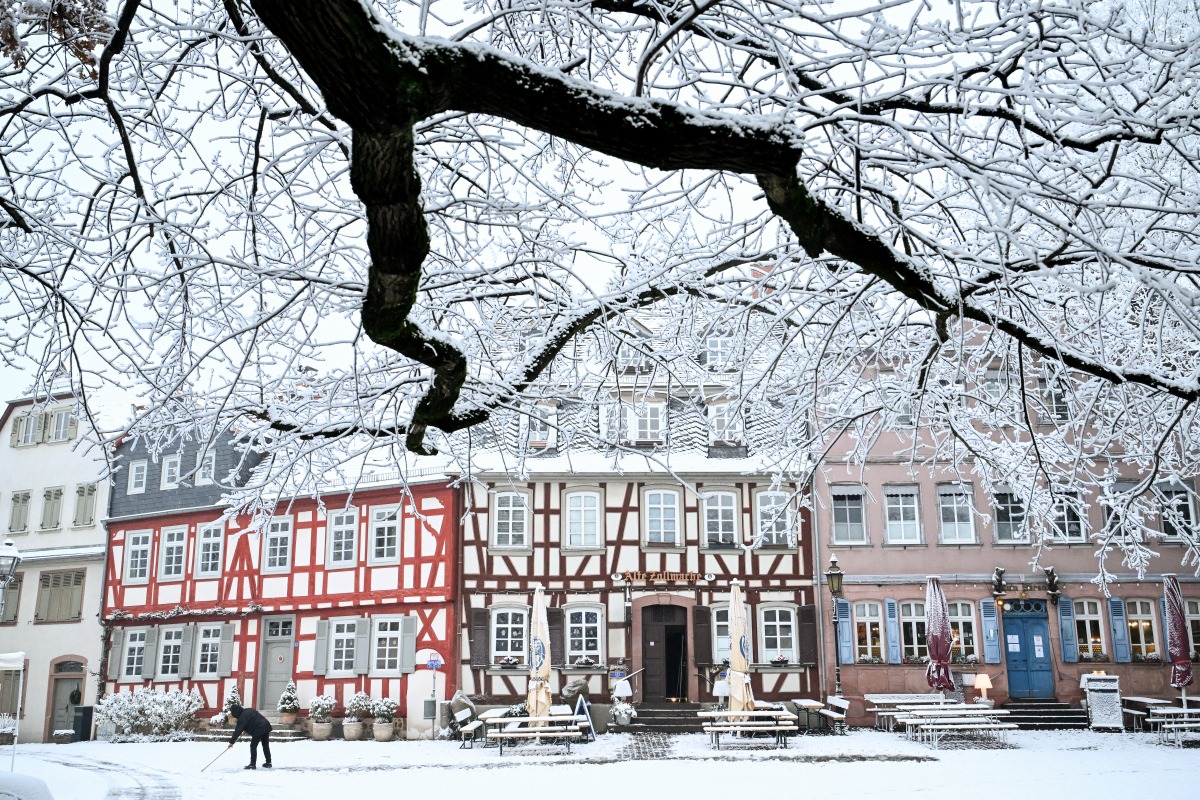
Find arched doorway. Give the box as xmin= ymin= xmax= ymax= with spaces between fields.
xmin=46 ymin=657 xmax=86 ymax=741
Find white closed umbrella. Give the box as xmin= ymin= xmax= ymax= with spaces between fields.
xmin=0 ymin=652 xmax=25 ymax=771
xmin=727 ymin=581 xmax=755 ymax=714
xmin=527 ymin=586 xmax=552 ymax=718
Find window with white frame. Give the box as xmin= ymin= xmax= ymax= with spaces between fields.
xmin=756 ymin=491 xmax=791 ymax=546
xmin=831 ymin=489 xmax=867 ymax=544
xmin=947 ymin=601 xmax=976 ymax=659
xmin=706 ymin=334 xmax=734 ymax=369
xmin=160 ymin=526 xmax=186 ymax=580
xmin=15 ymin=414 xmax=39 ymax=446
xmin=564 ymin=491 xmax=601 ymax=548
xmin=615 ymin=342 xmax=647 ymax=372
xmin=373 ymin=617 xmax=403 ymax=674
xmin=1050 ymin=492 xmax=1085 ymax=542
xmin=759 ymin=606 xmax=796 ymax=662
xmin=884 ymin=488 xmax=920 ymax=544
xmin=8 ymin=491 xmax=29 ymax=533
xmin=371 ymin=506 xmax=400 ymax=563
xmin=1074 ymin=599 xmax=1106 ymax=660
xmin=854 ymin=601 xmax=884 ymax=661
xmin=491 ymin=607 xmax=527 ymax=665
xmin=196 ymin=522 xmax=224 ymax=577
xmin=49 ymin=410 xmax=72 ymax=442
xmin=644 ymin=489 xmax=680 ymax=545
xmin=158 ymin=628 xmax=184 ymax=677
xmin=196 ymin=625 xmax=222 ymax=675
xmin=881 ymin=382 xmax=914 ymax=426
xmin=160 ymin=454 xmax=182 ymax=490
xmin=73 ymin=483 xmax=97 ymax=527
xmin=127 ymin=460 xmax=147 ymax=494
xmin=566 ymin=606 xmax=603 ymax=664
xmin=993 ymin=492 xmax=1027 ymax=542
xmin=938 ymin=485 xmax=975 ymax=544
xmin=492 ymin=492 xmax=529 ymax=548
xmin=624 ymin=402 xmax=665 ymax=443
xmin=328 ymin=508 xmax=357 ymax=566
xmin=196 ymin=451 xmax=216 ymax=485
xmin=1187 ymin=600 xmax=1200 ymax=661
xmin=39 ymin=487 xmax=63 ymax=530
xmin=527 ymin=407 xmax=552 ymax=447
xmin=1043 ymin=376 xmax=1070 ymax=421
xmin=708 ymin=403 xmax=743 ymax=444
xmin=330 ymin=619 xmax=357 ymax=673
xmin=264 ymin=517 xmax=292 ymax=572
xmin=124 ymin=531 xmax=151 ymax=583
xmin=703 ymin=491 xmax=737 ymax=547
xmin=1159 ymin=483 xmax=1195 ymax=540
xmin=123 ymin=630 xmax=147 ymax=679
xmin=1126 ymin=599 xmax=1158 ymax=659
xmin=899 ymin=601 xmax=927 ymax=660
xmin=980 ymin=369 xmax=1011 ymax=409
xmin=713 ymin=606 xmax=732 ymax=664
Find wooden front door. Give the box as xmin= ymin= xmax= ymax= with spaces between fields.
xmin=642 ymin=605 xmax=688 ymax=701
xmin=1001 ymin=600 xmax=1055 ymax=699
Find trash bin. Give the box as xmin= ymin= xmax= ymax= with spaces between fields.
xmin=72 ymin=705 xmax=93 ymax=742
xmin=1082 ymin=674 xmax=1122 ymax=730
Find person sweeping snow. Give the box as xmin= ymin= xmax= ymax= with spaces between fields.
xmin=226 ymin=703 xmax=273 ymax=769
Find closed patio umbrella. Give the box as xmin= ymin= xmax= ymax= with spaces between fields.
xmin=727 ymin=580 xmax=756 ymax=713
xmin=925 ymin=577 xmax=956 ymax=692
xmin=1164 ymin=574 xmax=1193 ymax=701
xmin=527 ymin=585 xmax=552 ymax=718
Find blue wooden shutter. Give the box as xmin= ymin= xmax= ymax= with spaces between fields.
xmin=1108 ymin=597 xmax=1132 ymax=663
xmin=884 ymin=599 xmax=901 ymax=664
xmin=980 ymin=599 xmax=1001 ymax=664
xmin=1057 ymin=598 xmax=1077 ymax=663
xmin=835 ymin=598 xmax=853 ymax=665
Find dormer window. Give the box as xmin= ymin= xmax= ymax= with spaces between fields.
xmin=708 ymin=402 xmax=743 ymax=444
xmin=615 ymin=342 xmax=648 ymax=373
xmin=525 ymin=406 xmax=556 ymax=448
xmin=623 ymin=402 xmax=665 ymax=443
xmin=705 ymin=335 xmax=734 ymax=370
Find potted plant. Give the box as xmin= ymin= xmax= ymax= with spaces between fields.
xmin=343 ymin=692 xmax=373 ymax=741
xmin=498 ymin=656 xmax=521 ymax=668
xmin=309 ymin=694 xmax=337 ymax=741
xmin=610 ymin=701 xmax=636 ymax=726
xmin=277 ymin=681 xmax=300 ymax=725
xmin=770 ymin=654 xmax=790 ymax=667
xmin=371 ymin=698 xmax=398 ymax=742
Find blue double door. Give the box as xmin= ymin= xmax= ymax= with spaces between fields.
xmin=1001 ymin=602 xmax=1056 ymax=699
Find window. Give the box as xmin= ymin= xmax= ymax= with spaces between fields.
xmin=564 ymin=491 xmax=601 ymax=548
xmin=980 ymin=369 xmax=1010 ymax=409
xmin=328 ymin=508 xmax=357 ymax=566
xmin=899 ymin=601 xmax=926 ymax=660
xmin=48 ymin=410 xmax=73 ymax=442
xmin=1126 ymin=599 xmax=1158 ymax=659
xmin=1 ymin=574 xmax=20 ymax=624
xmin=1043 ymin=376 xmax=1070 ymax=422
xmin=708 ymin=403 xmax=743 ymax=444
xmin=706 ymin=334 xmax=734 ymax=370
xmin=713 ymin=606 xmax=731 ymax=664
xmin=881 ymin=382 xmax=913 ymax=426
xmin=1159 ymin=484 xmax=1195 ymax=540
xmin=615 ymin=342 xmax=647 ymax=372
xmin=938 ymin=485 xmax=974 ymax=544
xmin=158 ymin=628 xmax=184 ymax=677
xmin=1074 ymin=599 xmax=1106 ymax=660
xmin=40 ymin=487 xmax=63 ymax=530
xmin=196 ymin=522 xmax=224 ymax=578
xmin=831 ymin=489 xmax=867 ymax=544
xmin=264 ymin=517 xmax=292 ymax=572
xmin=993 ymin=493 xmax=1027 ymax=542
xmin=123 ymin=630 xmax=147 ymax=679
xmin=1050 ymin=493 xmax=1085 ymax=542
xmin=374 ymin=617 xmax=403 ymax=674
xmin=125 ymin=531 xmax=151 ymax=583
xmin=160 ymin=526 xmax=186 ymax=580
xmin=624 ymin=402 xmax=665 ymax=443
xmin=8 ymin=491 xmax=29 ymax=533
xmin=330 ymin=619 xmax=357 ymax=673
xmin=760 ymin=606 xmax=796 ymax=662
xmin=1187 ymin=600 xmax=1200 ymax=661
xmin=127 ymin=460 xmax=148 ymax=494
xmin=492 ymin=492 xmax=529 ymax=548
xmin=645 ymin=489 xmax=680 ymax=545
xmin=854 ymin=601 xmax=884 ymax=661
xmin=370 ymin=506 xmax=400 ymax=563
xmin=196 ymin=451 xmax=216 ymax=485
xmin=72 ymin=484 xmax=97 ymax=527
xmin=947 ymin=601 xmax=976 ymax=659
xmin=0 ymin=668 xmax=19 ymax=714
xmin=567 ymin=606 xmax=603 ymax=664
xmin=884 ymin=488 xmax=920 ymax=544
xmin=527 ymin=407 xmax=552 ymax=447
xmin=196 ymin=625 xmax=222 ymax=675
xmin=756 ymin=492 xmax=792 ymax=546
xmin=703 ymin=491 xmax=737 ymax=547
xmin=160 ymin=454 xmax=181 ymax=490
xmin=491 ymin=607 xmax=527 ymax=665
xmin=13 ymin=413 xmax=39 ymax=446
xmin=34 ymin=570 xmax=83 ymax=623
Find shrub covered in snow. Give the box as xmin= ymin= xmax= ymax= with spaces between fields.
xmin=95 ymin=688 xmax=202 ymax=741
xmin=309 ymin=694 xmax=337 ymax=723
xmin=223 ymin=686 xmax=243 ymax=713
xmin=371 ymin=697 xmax=398 ymax=723
xmin=345 ymin=692 xmax=373 ymax=722
xmin=277 ymin=681 xmax=300 ymax=713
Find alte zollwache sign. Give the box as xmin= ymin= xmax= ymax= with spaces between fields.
xmin=611 ymin=571 xmax=716 ymax=584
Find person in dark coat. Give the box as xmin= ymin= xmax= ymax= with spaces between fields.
xmin=226 ymin=703 xmax=272 ymax=769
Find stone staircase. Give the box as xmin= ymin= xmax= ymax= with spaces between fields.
xmin=610 ymin=702 xmax=706 ymax=734
xmin=1001 ymin=700 xmax=1089 ymax=730
xmin=193 ymin=711 xmax=310 ymax=742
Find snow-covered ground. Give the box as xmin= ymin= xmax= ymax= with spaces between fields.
xmin=7 ymin=730 xmax=1198 ymax=799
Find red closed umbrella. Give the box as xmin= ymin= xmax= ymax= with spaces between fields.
xmin=1164 ymin=574 xmax=1193 ymax=699
xmin=925 ymin=577 xmax=956 ymax=692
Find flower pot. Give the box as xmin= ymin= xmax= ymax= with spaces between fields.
xmin=372 ymin=721 xmax=394 ymax=742
xmin=342 ymin=721 xmax=364 ymax=741
xmin=310 ymin=721 xmax=334 ymax=741
xmin=280 ymin=711 xmax=297 ymax=725
xmin=613 ymin=711 xmax=633 ymax=726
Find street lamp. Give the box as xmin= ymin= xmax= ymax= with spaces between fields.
xmin=0 ymin=539 xmax=22 ymax=618
xmin=824 ymin=554 xmax=845 ymax=698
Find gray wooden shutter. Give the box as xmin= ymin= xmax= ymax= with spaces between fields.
xmin=8 ymin=418 xmax=19 ymax=447
xmin=547 ymin=607 xmax=565 ymax=667
xmin=35 ymin=413 xmax=48 ymax=442
xmin=693 ymin=606 xmax=713 ymax=665
xmin=399 ymin=615 xmax=418 ymax=674
xmin=67 ymin=571 xmax=83 ymax=621
xmin=797 ymin=604 xmax=818 ymax=665
xmin=1058 ymin=598 xmax=1078 ymax=663
xmin=141 ymin=628 xmax=159 ymax=679
xmin=353 ymin=617 xmax=371 ymax=675
xmin=217 ymin=623 xmax=236 ymax=677
xmin=67 ymin=415 xmax=78 ymax=441
xmin=313 ymin=619 xmax=330 ymax=675
xmin=107 ymin=628 xmax=125 ymax=680
xmin=470 ymin=608 xmax=490 ymax=668
xmin=178 ymin=625 xmax=196 ymax=679
xmin=34 ymin=574 xmax=52 ymax=622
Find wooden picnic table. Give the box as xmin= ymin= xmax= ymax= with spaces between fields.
xmin=864 ymin=694 xmax=950 ymax=731
xmin=1148 ymin=706 xmax=1200 ymax=746
xmin=792 ymin=699 xmax=825 ymax=733
xmin=897 ymin=708 xmax=1014 ymax=748
xmin=698 ymin=708 xmax=799 ymax=750
xmin=480 ymin=711 xmax=589 ymax=755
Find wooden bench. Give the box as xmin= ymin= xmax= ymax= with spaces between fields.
xmin=454 ymin=709 xmax=483 ymax=749
xmin=905 ymin=717 xmax=1017 ymax=748
xmin=820 ymin=697 xmax=850 ymax=734
xmin=1122 ymin=708 xmax=1147 ymax=731
xmin=485 ymin=728 xmax=582 ymax=755
xmin=1160 ymin=721 xmax=1200 ymax=747
xmin=702 ymin=723 xmax=798 ymax=749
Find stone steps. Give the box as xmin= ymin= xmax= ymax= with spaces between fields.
xmin=613 ymin=702 xmax=706 ymax=734
xmin=1001 ymin=700 xmax=1089 ymax=730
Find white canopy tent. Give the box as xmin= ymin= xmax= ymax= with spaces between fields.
xmin=0 ymin=653 xmax=24 ymax=772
